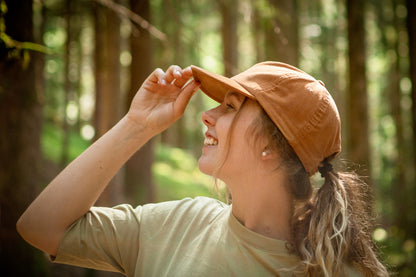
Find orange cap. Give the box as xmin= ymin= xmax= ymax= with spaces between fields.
xmin=191 ymin=61 xmax=341 ymax=175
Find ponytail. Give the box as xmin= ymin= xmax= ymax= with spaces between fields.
xmin=253 ymin=108 xmax=388 ymax=276
xmin=292 ymin=168 xmax=389 ymax=276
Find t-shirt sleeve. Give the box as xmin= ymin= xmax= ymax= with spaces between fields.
xmin=53 ymin=204 xmax=143 ymax=275
xmin=53 ymin=197 xmax=227 ymax=276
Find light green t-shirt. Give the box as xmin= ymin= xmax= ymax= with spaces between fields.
xmin=53 ymin=197 xmax=359 ymax=276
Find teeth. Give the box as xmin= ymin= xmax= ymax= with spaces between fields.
xmin=204 ymin=137 xmax=218 ymax=146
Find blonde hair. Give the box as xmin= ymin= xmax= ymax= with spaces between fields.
xmin=252 ymin=106 xmax=389 ymax=276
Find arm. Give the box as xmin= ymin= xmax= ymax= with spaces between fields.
xmin=16 ymin=65 xmax=200 ymax=256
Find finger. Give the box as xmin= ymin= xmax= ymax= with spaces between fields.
xmin=173 ymin=80 xmax=200 ymax=117
xmin=172 ymin=66 xmax=193 ymax=88
xmin=182 ymin=66 xmax=193 ymax=78
xmin=147 ymin=68 xmax=167 ymax=85
xmin=165 ymin=65 xmax=182 ymax=84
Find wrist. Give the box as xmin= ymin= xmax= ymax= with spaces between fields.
xmin=121 ymin=114 xmax=154 ymax=143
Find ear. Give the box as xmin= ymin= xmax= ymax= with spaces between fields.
xmin=260 ymin=149 xmax=279 ymax=161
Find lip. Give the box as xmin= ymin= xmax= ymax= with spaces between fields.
xmin=203 ymin=132 xmax=218 ymax=146
xmin=204 ymin=131 xmax=217 ymax=140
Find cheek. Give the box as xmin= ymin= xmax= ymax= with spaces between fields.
xmin=227 ymin=139 xmax=256 ymax=163
xmin=225 ymin=129 xmax=257 ymax=164
xmin=226 ymin=119 xmax=262 ymax=162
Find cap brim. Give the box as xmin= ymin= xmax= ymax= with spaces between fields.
xmin=191 ymin=65 xmax=255 ymax=103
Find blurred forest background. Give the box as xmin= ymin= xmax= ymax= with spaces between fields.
xmin=0 ymin=0 xmax=415 ymax=276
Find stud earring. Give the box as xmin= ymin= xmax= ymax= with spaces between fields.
xmin=261 ymin=151 xmax=267 ymax=157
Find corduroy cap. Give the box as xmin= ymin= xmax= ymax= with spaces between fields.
xmin=191 ymin=61 xmax=341 ymax=175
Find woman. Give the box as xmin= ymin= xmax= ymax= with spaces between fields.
xmin=17 ymin=62 xmax=388 ymax=276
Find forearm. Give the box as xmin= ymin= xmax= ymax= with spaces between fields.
xmin=17 ymin=64 xmax=199 ymax=256
xmin=17 ymin=116 xmax=152 ymax=255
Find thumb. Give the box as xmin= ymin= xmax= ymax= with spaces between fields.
xmin=174 ymin=80 xmax=200 ymax=117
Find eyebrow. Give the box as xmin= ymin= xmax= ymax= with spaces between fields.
xmin=224 ymin=91 xmax=244 ymax=102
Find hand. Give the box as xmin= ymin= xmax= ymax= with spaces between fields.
xmin=126 ymin=65 xmax=200 ymax=136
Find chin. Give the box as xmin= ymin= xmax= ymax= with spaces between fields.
xmin=198 ymin=157 xmax=214 ymax=176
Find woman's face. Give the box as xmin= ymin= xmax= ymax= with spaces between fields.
xmin=198 ymin=92 xmax=263 ymax=182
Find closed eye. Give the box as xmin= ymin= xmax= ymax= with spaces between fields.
xmin=223 ymin=91 xmax=243 ymax=111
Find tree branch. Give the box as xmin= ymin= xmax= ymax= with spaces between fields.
xmin=94 ymin=0 xmax=167 ymax=42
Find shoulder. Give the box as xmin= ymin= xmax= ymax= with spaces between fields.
xmin=143 ymin=196 xmax=226 ymax=210
xmin=83 ymin=197 xmax=227 ymax=227
xmin=139 ymin=197 xmax=228 ymax=235
xmin=141 ymin=196 xmax=227 ymax=221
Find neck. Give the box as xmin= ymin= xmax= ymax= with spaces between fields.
xmin=228 ymin=172 xmax=293 ymax=241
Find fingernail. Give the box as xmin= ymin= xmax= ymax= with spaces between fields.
xmin=158 ymin=79 xmax=166 ymax=85
xmin=174 ymin=70 xmax=182 ymax=77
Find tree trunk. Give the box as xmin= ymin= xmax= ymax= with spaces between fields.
xmin=406 ymin=0 xmax=416 ymax=238
xmin=93 ymin=1 xmax=124 ymax=207
xmin=125 ymin=0 xmax=155 ymax=205
xmin=0 ymin=0 xmax=49 ymax=275
xmin=160 ymin=0 xmax=186 ymax=149
xmin=406 ymin=0 xmax=416 ymax=180
xmin=265 ymin=0 xmax=299 ymax=66
xmin=251 ymin=0 xmax=264 ymax=63
xmin=61 ymin=0 xmax=72 ymax=166
xmin=346 ymin=0 xmax=370 ymax=178
xmin=219 ymin=0 xmax=239 ymax=77
xmin=387 ymin=0 xmax=407 ymax=233
xmin=388 ymin=0 xmax=411 ymax=237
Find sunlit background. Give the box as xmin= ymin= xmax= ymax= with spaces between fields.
xmin=1 ymin=0 xmax=415 ymax=275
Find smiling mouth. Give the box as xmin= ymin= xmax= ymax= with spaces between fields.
xmin=204 ymin=137 xmax=218 ymax=146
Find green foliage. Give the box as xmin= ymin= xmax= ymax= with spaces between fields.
xmin=376 ymin=228 xmax=416 ymax=276
xmin=153 ymin=144 xmax=224 ymax=202
xmin=0 ymin=0 xmax=6 ymax=34
xmin=42 ymin=122 xmax=90 ymax=163
xmin=0 ymin=28 xmax=31 ymax=68
xmin=0 ymin=0 xmax=52 ymax=68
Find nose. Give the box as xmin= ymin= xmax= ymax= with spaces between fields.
xmin=201 ymin=107 xmax=217 ymax=127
